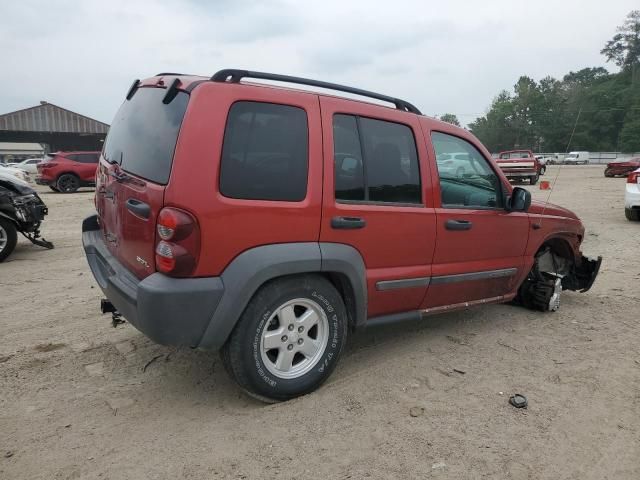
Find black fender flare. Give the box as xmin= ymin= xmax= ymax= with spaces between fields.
xmin=197 ymin=242 xmax=367 ymax=350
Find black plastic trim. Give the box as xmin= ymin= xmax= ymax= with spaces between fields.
xmin=366 ymin=310 xmax=422 ymax=328
xmin=431 ymin=268 xmax=518 ymax=285
xmin=210 ymin=69 xmax=422 ymax=114
xmin=376 ymin=277 xmax=431 ymax=291
xmin=126 ymin=79 xmax=140 ymax=101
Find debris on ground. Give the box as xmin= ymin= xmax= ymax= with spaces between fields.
xmin=409 ymin=407 xmax=425 ymax=417
xmin=509 ymin=394 xmax=528 ymax=409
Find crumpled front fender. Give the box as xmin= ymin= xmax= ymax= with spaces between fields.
xmin=562 ymin=255 xmax=602 ymax=292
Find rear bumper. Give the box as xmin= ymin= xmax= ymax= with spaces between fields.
xmin=35 ymin=176 xmax=51 ymax=185
xmin=82 ymin=215 xmax=224 ymax=348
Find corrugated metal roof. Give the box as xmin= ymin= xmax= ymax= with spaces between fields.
xmin=0 ymin=102 xmax=109 ymax=134
xmin=0 ymin=142 xmax=44 ymax=152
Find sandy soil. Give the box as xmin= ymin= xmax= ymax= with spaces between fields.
xmin=1 ymin=166 xmax=638 ymax=479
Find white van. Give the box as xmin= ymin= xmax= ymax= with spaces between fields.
xmin=564 ymin=151 xmax=590 ymax=165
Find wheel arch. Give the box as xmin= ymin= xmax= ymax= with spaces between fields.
xmin=197 ymin=242 xmax=367 ymax=351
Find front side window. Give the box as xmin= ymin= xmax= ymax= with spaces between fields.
xmin=220 ymin=101 xmax=308 ymax=201
xmin=432 ymin=132 xmax=502 ymax=208
xmin=333 ymin=114 xmax=421 ymax=204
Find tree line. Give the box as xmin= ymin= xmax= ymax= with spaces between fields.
xmin=438 ymin=11 xmax=640 ymax=153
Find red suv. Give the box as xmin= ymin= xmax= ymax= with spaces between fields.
xmin=82 ymin=70 xmax=601 ymax=401
xmin=36 ymin=151 xmax=100 ymax=193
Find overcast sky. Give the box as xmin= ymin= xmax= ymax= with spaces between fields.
xmin=1 ymin=0 xmax=636 ymax=126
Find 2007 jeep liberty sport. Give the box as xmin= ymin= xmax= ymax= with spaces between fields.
xmin=83 ymin=69 xmax=601 ymax=402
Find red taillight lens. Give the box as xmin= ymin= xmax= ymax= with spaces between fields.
xmin=155 ymin=208 xmax=200 ymax=277
xmin=627 ymin=172 xmax=640 ymax=184
xmin=39 ymin=162 xmax=57 ymax=169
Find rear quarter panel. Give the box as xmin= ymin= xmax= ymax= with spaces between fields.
xmin=163 ymin=82 xmax=324 ymax=277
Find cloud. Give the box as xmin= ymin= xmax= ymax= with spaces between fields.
xmin=0 ymin=0 xmax=638 ymax=126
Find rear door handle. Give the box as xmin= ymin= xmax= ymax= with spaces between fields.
xmin=445 ymin=219 xmax=473 ymax=231
xmin=331 ymin=216 xmax=366 ymax=229
xmin=126 ymin=198 xmax=151 ymax=219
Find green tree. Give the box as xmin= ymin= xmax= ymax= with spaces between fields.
xmin=438 ymin=113 xmax=461 ymax=127
xmin=601 ymin=10 xmax=640 ymax=69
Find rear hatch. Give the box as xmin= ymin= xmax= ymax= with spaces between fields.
xmin=96 ymin=86 xmax=189 ymax=279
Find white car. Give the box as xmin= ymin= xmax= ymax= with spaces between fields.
xmin=10 ymin=158 xmax=43 ymax=175
xmin=0 ymin=164 xmax=30 ymax=183
xmin=436 ymin=152 xmax=471 ymax=177
xmin=625 ymin=167 xmax=640 ymax=221
xmin=0 ymin=167 xmax=30 ymax=187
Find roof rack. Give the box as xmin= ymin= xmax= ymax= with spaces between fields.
xmin=210 ymin=69 xmax=422 ymax=115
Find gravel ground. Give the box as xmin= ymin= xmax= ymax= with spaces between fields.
xmin=1 ymin=166 xmax=638 ymax=479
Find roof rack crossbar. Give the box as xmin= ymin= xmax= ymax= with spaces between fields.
xmin=210 ymin=69 xmax=422 ymax=115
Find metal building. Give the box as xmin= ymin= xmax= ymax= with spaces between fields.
xmin=0 ymin=101 xmax=109 ymax=159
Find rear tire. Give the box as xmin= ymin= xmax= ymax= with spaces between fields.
xmin=221 ymin=274 xmax=348 ymax=402
xmin=0 ymin=218 xmax=18 ymax=262
xmin=48 ymin=185 xmax=60 ymax=192
xmin=56 ymin=174 xmax=80 ymax=193
xmin=625 ymin=208 xmax=640 ymax=221
xmin=529 ymin=174 xmax=539 ymax=185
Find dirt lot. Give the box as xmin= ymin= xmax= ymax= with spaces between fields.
xmin=1 ymin=166 xmax=638 ymax=479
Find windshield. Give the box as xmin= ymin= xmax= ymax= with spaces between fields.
xmin=103 ymin=87 xmax=189 ymax=184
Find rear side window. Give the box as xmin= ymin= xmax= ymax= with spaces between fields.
xmin=220 ymin=101 xmax=308 ymax=201
xmin=76 ymin=153 xmax=99 ymax=163
xmin=333 ymin=114 xmax=421 ymax=204
xmin=103 ymin=87 xmax=189 ymax=184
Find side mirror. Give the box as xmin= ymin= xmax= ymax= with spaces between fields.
xmin=506 ymin=186 xmax=531 ymax=212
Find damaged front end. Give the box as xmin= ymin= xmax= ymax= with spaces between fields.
xmin=562 ymin=255 xmax=602 ymax=293
xmin=0 ymin=177 xmax=54 ymax=251
xmin=517 ymin=247 xmax=602 ymax=311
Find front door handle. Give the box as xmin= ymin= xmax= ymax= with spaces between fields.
xmin=331 ymin=216 xmax=366 ymax=229
xmin=126 ymin=198 xmax=151 ymax=219
xmin=445 ymin=219 xmax=473 ymax=231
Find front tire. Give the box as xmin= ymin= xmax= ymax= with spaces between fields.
xmin=56 ymin=174 xmax=80 ymax=193
xmin=0 ymin=218 xmax=18 ymax=262
xmin=222 ymin=274 xmax=348 ymax=402
xmin=540 ymin=166 xmax=546 ymax=175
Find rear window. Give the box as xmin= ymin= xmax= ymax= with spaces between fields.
xmin=103 ymin=87 xmax=189 ymax=184
xmin=219 ymin=101 xmax=308 ymax=201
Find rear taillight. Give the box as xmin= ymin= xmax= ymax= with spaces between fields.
xmin=627 ymin=171 xmax=640 ymax=184
xmin=39 ymin=162 xmax=57 ymax=169
xmin=155 ymin=207 xmax=200 ymax=277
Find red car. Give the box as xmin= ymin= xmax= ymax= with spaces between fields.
xmin=82 ymin=70 xmax=601 ymax=401
xmin=604 ymin=158 xmax=640 ymax=177
xmin=495 ymin=150 xmax=542 ymax=185
xmin=36 ymin=151 xmax=101 ymax=193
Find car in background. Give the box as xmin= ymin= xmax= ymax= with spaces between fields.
xmin=496 ymin=150 xmax=541 ymax=184
xmin=605 ymin=158 xmax=640 ymax=178
xmin=624 ymin=167 xmax=640 ymax=221
xmin=36 ymin=151 xmax=100 ymax=193
xmin=563 ymin=151 xmax=590 ymax=165
xmin=534 ymin=155 xmax=553 ymax=175
xmin=436 ymin=152 xmax=472 ymax=177
xmin=0 ymin=164 xmax=30 ymax=183
xmin=9 ymin=157 xmax=43 ymax=175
